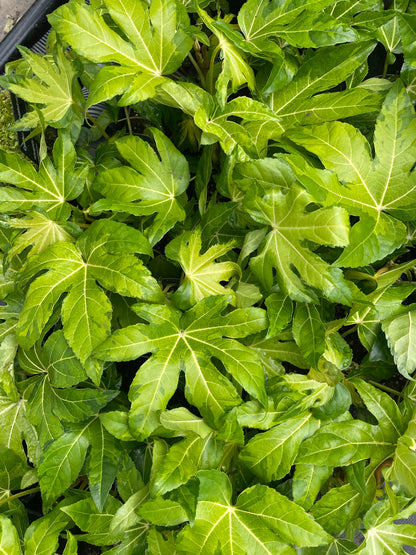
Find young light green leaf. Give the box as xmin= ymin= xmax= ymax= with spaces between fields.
xmin=196 ymin=6 xmax=255 ymax=105
xmin=166 ymin=228 xmax=240 ymax=309
xmin=62 ymin=532 xmax=77 ymax=555
xmin=92 ymin=129 xmax=189 ymax=245
xmin=243 ymin=184 xmax=351 ymax=303
xmin=0 ymin=131 xmax=85 ymax=218
xmin=6 ymin=211 xmax=80 ymax=261
xmin=287 ymin=80 xmax=416 ymax=265
xmin=100 ymin=411 xmax=136 ymax=442
xmin=239 ymin=412 xmax=319 ymax=481
xmin=0 ymin=46 xmax=85 ymax=130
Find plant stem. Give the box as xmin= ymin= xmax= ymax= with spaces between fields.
xmin=342 ymin=325 xmax=358 ymax=338
xmin=188 ymin=52 xmax=207 ymax=89
xmin=86 ymin=111 xmax=111 ymax=140
xmin=0 ymin=486 xmax=41 ymax=508
xmin=382 ymin=53 xmax=390 ymax=79
xmin=124 ymin=107 xmax=133 ymax=135
xmin=369 ymin=380 xmax=407 ymax=399
xmin=207 ymin=44 xmax=222 ymax=95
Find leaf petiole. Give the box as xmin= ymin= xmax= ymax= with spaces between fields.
xmin=0 ymin=486 xmax=41 ymax=509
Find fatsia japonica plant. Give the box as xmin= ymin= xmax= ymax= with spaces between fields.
xmin=1 ymin=0 xmax=416 ymax=552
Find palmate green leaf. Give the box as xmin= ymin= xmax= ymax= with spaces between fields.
xmin=287 ymin=80 xmax=416 ymax=266
xmin=97 ymin=295 xmax=267 ymax=437
xmin=243 ymin=184 xmax=352 ymax=303
xmin=177 ymin=470 xmax=331 ymax=553
xmin=391 ymin=405 xmax=416 ymax=496
xmin=0 ymin=515 xmax=22 ymax=555
xmin=0 ymin=46 xmax=85 ymax=130
xmin=17 ymin=220 xmax=161 ymax=382
xmin=92 ymin=129 xmax=189 ymax=245
xmin=0 ymin=131 xmax=85 ymax=218
xmin=382 ymin=307 xmax=416 ymax=379
xmin=165 ymin=228 xmax=241 ymax=309
xmin=5 ymin=210 xmax=81 ymax=260
xmin=238 ymin=0 xmax=355 ymax=53
xmin=196 ymin=7 xmax=255 ymax=105
xmin=49 ymin=0 xmax=193 ymax=106
xmin=239 ymin=412 xmax=319 ymax=481
xmin=357 ymin=499 xmax=416 ymax=554
xmin=376 ymin=14 xmax=401 ymax=60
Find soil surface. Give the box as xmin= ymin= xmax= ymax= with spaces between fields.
xmin=0 ymin=0 xmax=35 ymax=41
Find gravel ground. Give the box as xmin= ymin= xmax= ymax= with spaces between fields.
xmin=0 ymin=0 xmax=35 ymax=41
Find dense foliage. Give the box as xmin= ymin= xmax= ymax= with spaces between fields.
xmin=0 ymin=0 xmax=416 ymax=553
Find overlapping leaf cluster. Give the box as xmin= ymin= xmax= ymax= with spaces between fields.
xmin=0 ymin=0 xmax=416 ymax=553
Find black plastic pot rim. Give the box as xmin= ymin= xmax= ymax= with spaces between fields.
xmin=0 ymin=0 xmax=67 ymax=75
